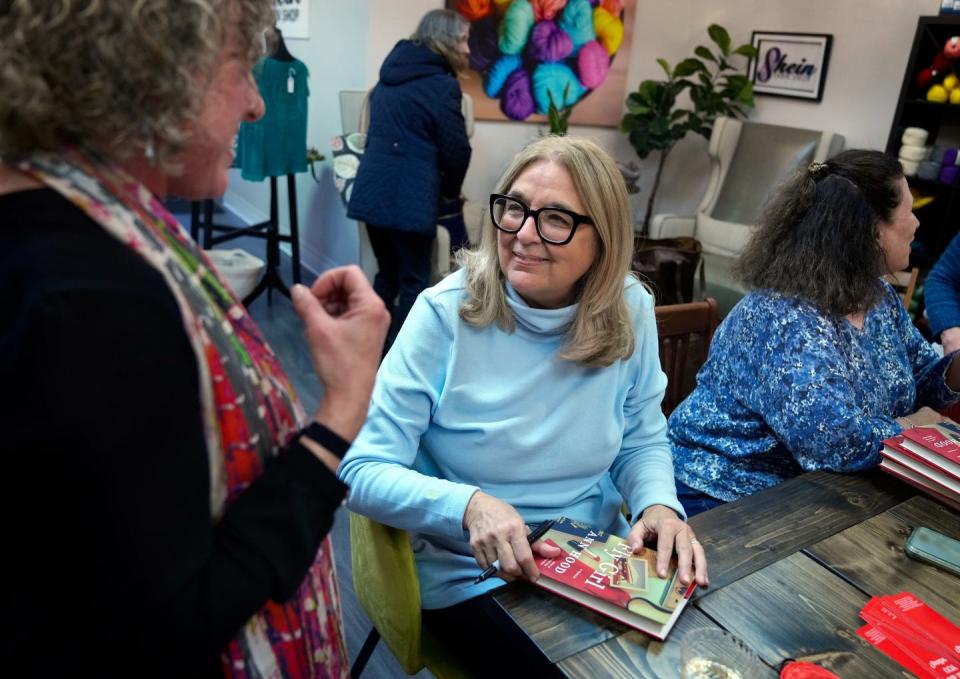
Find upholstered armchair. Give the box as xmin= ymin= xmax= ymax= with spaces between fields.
xmin=650 ymin=116 xmax=845 ymax=315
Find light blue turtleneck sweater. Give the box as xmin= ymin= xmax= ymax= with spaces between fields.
xmin=338 ymin=269 xmax=682 ymax=609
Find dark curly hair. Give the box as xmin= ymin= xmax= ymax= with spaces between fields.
xmin=735 ymin=149 xmax=904 ymax=315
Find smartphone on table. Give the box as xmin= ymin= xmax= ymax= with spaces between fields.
xmin=905 ymin=526 xmax=960 ymax=577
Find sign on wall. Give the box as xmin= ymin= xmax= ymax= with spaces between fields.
xmin=747 ymin=31 xmax=832 ymax=102
xmin=274 ymin=0 xmax=309 ymax=40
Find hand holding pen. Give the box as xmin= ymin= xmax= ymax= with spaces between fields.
xmin=463 ymin=491 xmax=563 ymax=584
xmin=473 ymin=519 xmax=557 ymax=583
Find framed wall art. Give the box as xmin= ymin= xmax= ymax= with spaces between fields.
xmin=747 ymin=31 xmax=832 ymax=101
xmin=448 ymin=0 xmax=636 ymax=127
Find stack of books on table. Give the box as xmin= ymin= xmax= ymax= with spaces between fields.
xmin=857 ymin=592 xmax=960 ymax=677
xmin=880 ymin=421 xmax=960 ymax=511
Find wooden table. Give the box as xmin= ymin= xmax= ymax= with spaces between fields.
xmin=492 ymin=470 xmax=960 ymax=678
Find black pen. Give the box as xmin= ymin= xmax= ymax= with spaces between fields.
xmin=473 ymin=519 xmax=556 ymax=584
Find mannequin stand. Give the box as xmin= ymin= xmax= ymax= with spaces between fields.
xmin=191 ymin=173 xmax=301 ymax=307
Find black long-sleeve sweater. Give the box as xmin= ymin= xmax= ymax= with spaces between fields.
xmin=0 ymin=189 xmax=347 ymax=678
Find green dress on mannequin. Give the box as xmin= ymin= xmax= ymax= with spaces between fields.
xmin=235 ymin=56 xmax=309 ymax=181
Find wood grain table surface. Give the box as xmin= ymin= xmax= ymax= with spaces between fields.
xmin=491 ymin=470 xmax=958 ymax=678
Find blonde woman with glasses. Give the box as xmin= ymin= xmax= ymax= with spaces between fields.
xmin=340 ymin=136 xmax=708 ymax=674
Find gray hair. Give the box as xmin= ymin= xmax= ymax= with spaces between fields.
xmin=0 ymin=0 xmax=274 ymax=168
xmin=412 ymin=9 xmax=470 ymax=75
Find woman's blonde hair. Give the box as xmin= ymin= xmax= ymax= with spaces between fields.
xmin=0 ymin=0 xmax=274 ymax=167
xmin=459 ymin=136 xmax=637 ymax=368
xmin=411 ymin=9 xmax=470 ymax=76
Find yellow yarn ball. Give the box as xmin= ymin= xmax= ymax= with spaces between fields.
xmin=950 ymin=88 xmax=960 ymax=104
xmin=593 ymin=6 xmax=624 ymax=56
xmin=928 ymin=84 xmax=949 ymax=103
xmin=945 ymin=74 xmax=960 ymax=91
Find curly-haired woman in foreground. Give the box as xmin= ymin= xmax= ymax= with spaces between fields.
xmin=669 ymin=150 xmax=960 ymax=516
xmin=0 ymin=2 xmax=388 ymax=676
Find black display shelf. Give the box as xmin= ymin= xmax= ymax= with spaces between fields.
xmin=887 ymin=15 xmax=960 ymax=266
xmin=907 ymin=174 xmax=959 ymax=191
xmin=904 ymin=98 xmax=960 ymax=111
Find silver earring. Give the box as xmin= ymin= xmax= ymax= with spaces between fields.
xmin=144 ymin=137 xmax=156 ymax=164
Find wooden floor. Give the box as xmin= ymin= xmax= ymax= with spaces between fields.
xmin=246 ymin=264 xmax=434 ymax=679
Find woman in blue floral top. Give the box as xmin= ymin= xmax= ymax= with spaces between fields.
xmin=670 ymin=150 xmax=960 ymax=515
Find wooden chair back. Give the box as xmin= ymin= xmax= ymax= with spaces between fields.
xmin=655 ymin=297 xmax=719 ymax=415
xmin=883 ymin=267 xmax=919 ymax=310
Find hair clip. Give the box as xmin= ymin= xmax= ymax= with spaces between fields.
xmin=808 ymin=161 xmax=828 ymax=180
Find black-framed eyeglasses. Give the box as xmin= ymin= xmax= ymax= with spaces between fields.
xmin=489 ymin=194 xmax=594 ymax=245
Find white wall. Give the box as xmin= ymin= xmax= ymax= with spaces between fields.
xmin=226 ymin=0 xmax=942 ymax=272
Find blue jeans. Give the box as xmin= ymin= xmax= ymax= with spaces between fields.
xmin=676 ymin=479 xmax=724 ymax=517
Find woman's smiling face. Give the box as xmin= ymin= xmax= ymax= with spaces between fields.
xmin=496 ymin=159 xmax=597 ymax=309
xmin=167 ymin=24 xmax=264 ymax=199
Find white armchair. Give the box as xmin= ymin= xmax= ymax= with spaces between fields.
xmin=338 ymin=88 xmax=477 ymax=284
xmin=650 ymin=116 xmax=844 ymax=315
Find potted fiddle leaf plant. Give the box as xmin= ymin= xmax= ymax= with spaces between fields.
xmin=621 ymin=24 xmax=758 ymax=234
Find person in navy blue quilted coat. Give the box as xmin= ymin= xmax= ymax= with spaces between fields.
xmin=348 ymin=9 xmax=472 ymax=351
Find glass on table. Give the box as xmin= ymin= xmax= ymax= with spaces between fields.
xmin=679 ymin=627 xmax=770 ymax=679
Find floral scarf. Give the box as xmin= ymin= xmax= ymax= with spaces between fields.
xmin=20 ymin=149 xmax=348 ymax=679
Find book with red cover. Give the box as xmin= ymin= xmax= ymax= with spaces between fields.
xmin=533 ymin=516 xmax=695 ymax=640
xmin=881 ymin=420 xmax=960 ymax=510
xmin=857 ymin=623 xmax=938 ymax=678
xmin=884 ymin=438 xmax=960 ymax=487
xmin=897 ymin=421 xmax=960 ymax=480
xmin=878 ymin=458 xmax=960 ymax=512
xmin=879 ymin=441 xmax=960 ymax=497
xmin=858 ymin=593 xmax=960 ymax=678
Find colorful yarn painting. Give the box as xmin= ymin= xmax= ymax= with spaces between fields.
xmin=557 ymin=0 xmax=596 ymax=54
xmin=469 ymin=15 xmax=501 ymax=71
xmin=501 ymin=68 xmax=536 ymax=119
xmin=457 ymin=0 xmax=492 ymax=21
xmin=593 ymin=6 xmax=623 ymax=55
xmin=485 ymin=54 xmax=523 ymax=97
xmin=498 ymin=0 xmax=535 ymax=55
xmin=577 ymin=39 xmax=609 ymax=88
xmin=527 ymin=20 xmax=573 ymax=62
xmin=530 ymin=0 xmax=568 ymax=21
xmin=532 ymin=62 xmax=586 ymax=113
xmin=454 ymin=0 xmax=626 ymax=121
